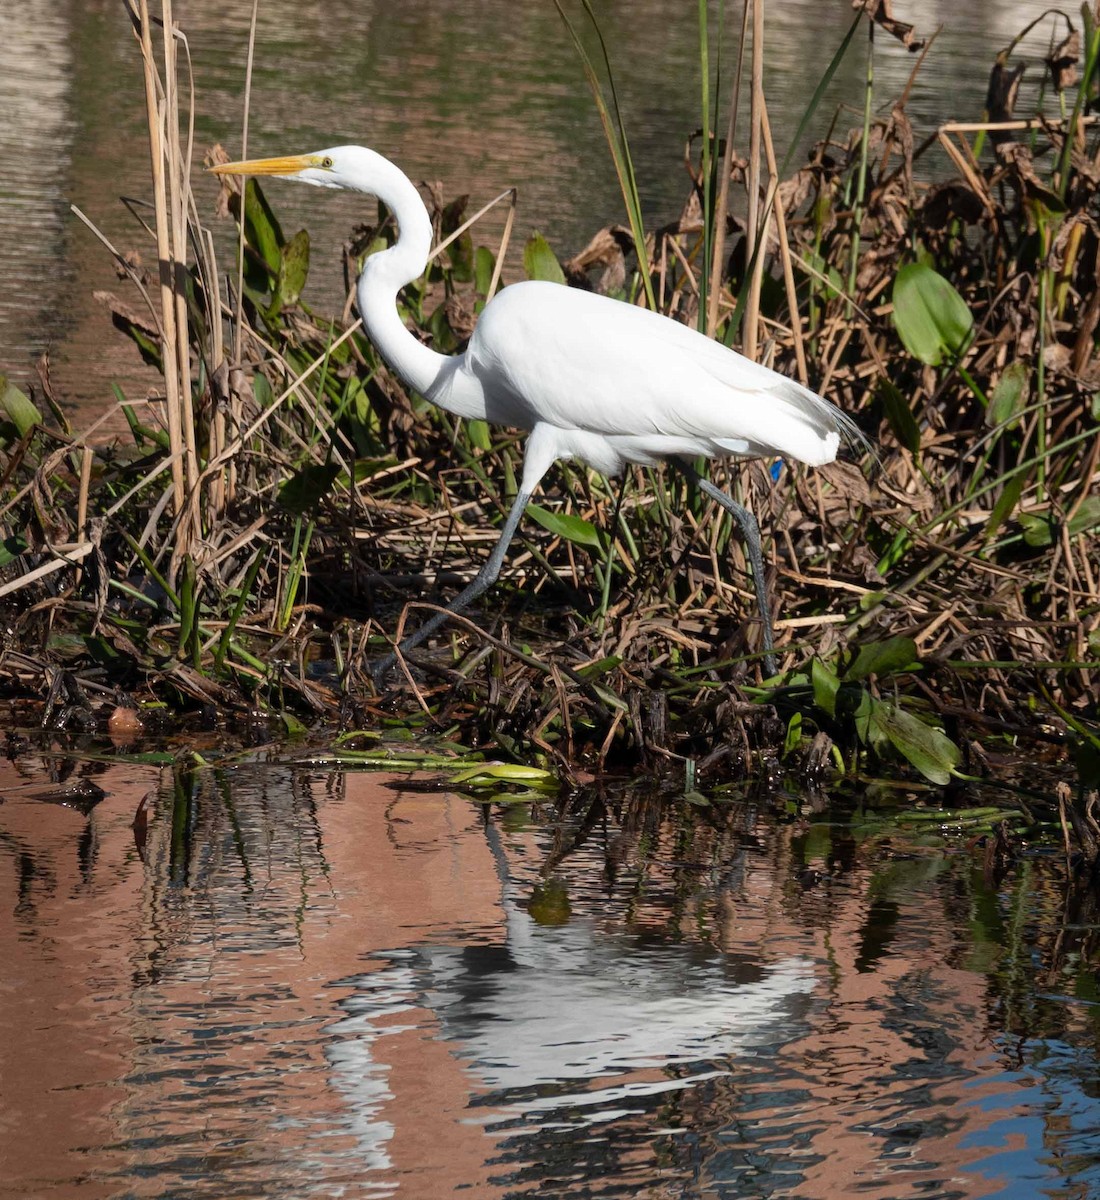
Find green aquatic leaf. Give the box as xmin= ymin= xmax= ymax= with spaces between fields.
xmin=466 ymin=418 xmax=492 ymax=451
xmin=877 ymin=377 xmax=921 ymax=454
xmin=475 ymin=246 xmax=496 ymax=297
xmin=0 ymin=375 xmax=42 ymax=437
xmin=0 ymin=534 xmax=27 ymax=567
xmin=278 ymin=464 xmax=341 ymax=512
xmin=523 ymin=233 xmax=566 ymax=284
xmin=1020 ymin=511 xmax=1054 ymax=547
xmin=527 ymin=503 xmax=601 ymax=548
xmin=449 ymin=762 xmax=558 ymax=790
xmin=273 ymin=228 xmax=310 ymax=313
xmin=1068 ymin=494 xmax=1100 ymax=537
xmin=241 ymin=178 xmax=284 ymax=275
xmin=844 ymin=636 xmax=920 ymax=681
xmin=874 ymin=700 xmax=961 ymax=786
xmin=987 ymin=361 xmax=1029 ymax=429
xmin=783 ymin=712 xmax=803 ymax=757
xmin=811 ymin=657 xmax=840 ymax=718
xmin=892 ymin=262 xmax=974 ymax=366
xmin=985 ymin=471 xmax=1025 ymax=539
xmin=576 ymin=655 xmax=622 ymax=679
xmin=854 ymin=691 xmax=889 ymax=753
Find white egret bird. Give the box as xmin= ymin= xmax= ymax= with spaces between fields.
xmin=213 ymin=146 xmax=866 ymax=678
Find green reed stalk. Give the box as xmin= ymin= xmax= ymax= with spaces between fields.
xmin=555 ymin=1 xmax=656 ymax=310
xmin=698 ymin=0 xmax=713 ymax=332
xmin=847 ymin=19 xmax=874 ymax=298
xmin=1036 ymin=218 xmax=1051 ymax=503
xmin=780 ymin=13 xmax=862 ymax=175
xmin=215 ymin=546 xmax=268 ymax=672
xmin=1057 ymin=15 xmax=1100 ymax=200
xmin=277 ymin=517 xmax=315 ymax=632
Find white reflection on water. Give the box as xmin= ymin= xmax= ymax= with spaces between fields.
xmin=326 ymin=823 xmax=813 ymax=1157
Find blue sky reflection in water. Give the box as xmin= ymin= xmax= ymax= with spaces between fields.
xmin=2 ymin=755 xmax=1099 ymax=1198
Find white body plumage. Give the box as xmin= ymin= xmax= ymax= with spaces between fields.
xmin=213 ymin=144 xmax=865 ymax=675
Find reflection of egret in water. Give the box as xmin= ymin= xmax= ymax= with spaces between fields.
xmin=324 ymin=821 xmax=814 ymax=1187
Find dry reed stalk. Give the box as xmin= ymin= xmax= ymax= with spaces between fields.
xmin=759 ymin=99 xmax=808 ymax=385
xmin=225 ymin=0 xmax=263 ymax=508
xmin=162 ymin=0 xmax=199 ymax=520
xmin=134 ymin=0 xmax=185 ymax=527
xmin=936 ymin=130 xmax=995 ymax=214
xmin=74 ymin=447 xmax=93 ymax=586
xmin=0 ymin=544 xmax=95 ymax=600
xmin=742 ymin=0 xmax=766 ymax=360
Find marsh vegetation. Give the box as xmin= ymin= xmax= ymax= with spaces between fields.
xmin=0 ymin=2 xmax=1098 ymax=854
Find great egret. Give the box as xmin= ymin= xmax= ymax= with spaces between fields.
xmin=213 ymin=146 xmax=866 ymax=678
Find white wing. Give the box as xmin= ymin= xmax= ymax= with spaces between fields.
xmin=465 ymin=281 xmax=861 ymax=467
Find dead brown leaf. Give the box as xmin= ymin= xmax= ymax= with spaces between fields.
xmin=1048 ymin=29 xmax=1080 ymax=92
xmin=853 ymin=0 xmax=925 ymax=50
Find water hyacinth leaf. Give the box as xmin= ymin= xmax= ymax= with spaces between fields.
xmin=844 ymin=636 xmax=920 ymax=681
xmin=876 ymin=377 xmax=921 ymax=454
xmin=0 ymin=376 xmax=42 ymax=438
xmin=527 ymin=503 xmax=601 ymax=548
xmin=278 ymin=463 xmax=342 ymax=512
xmin=273 ymin=228 xmax=310 ymax=312
xmin=987 ymin=361 xmax=1029 ymax=429
xmin=892 ymin=262 xmax=974 ymax=365
xmin=873 ymin=701 xmax=961 ymax=785
xmin=811 ymin=657 xmax=841 ymax=718
xmin=524 ymin=232 xmax=566 ymax=284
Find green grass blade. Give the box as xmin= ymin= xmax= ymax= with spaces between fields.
xmin=555 ymin=0 xmax=655 ymax=309
xmin=780 ymin=11 xmax=862 ymax=176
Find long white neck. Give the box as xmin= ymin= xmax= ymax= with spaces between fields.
xmin=352 ymin=153 xmax=455 ymax=403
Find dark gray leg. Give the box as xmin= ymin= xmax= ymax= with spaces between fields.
xmin=372 ymin=489 xmax=533 ymax=681
xmin=676 ymin=462 xmax=778 ymax=677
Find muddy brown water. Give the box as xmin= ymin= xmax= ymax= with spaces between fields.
xmin=0 ymin=0 xmax=1072 ymax=422
xmin=2 ymin=747 xmax=1098 ymax=1198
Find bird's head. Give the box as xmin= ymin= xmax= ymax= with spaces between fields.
xmin=211 ymin=146 xmax=370 ymax=191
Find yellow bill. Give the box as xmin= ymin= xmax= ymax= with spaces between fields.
xmin=210 ymin=153 xmax=329 ymax=177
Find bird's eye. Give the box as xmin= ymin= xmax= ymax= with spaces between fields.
xmin=321 ymin=156 xmax=334 ymax=169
